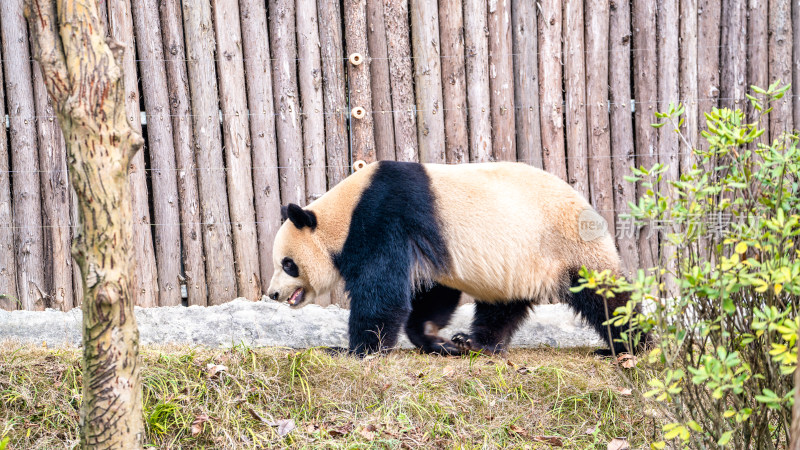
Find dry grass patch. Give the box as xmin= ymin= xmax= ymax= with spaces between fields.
xmin=0 ymin=343 xmax=658 ymax=448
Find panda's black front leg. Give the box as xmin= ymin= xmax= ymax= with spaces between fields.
xmin=347 ymin=298 xmax=411 ymax=356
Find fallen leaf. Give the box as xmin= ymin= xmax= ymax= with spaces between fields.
xmin=533 ymin=435 xmax=563 ymax=446
xmin=442 ymin=366 xmax=456 ymax=378
xmin=516 ymin=366 xmax=532 ymax=375
xmin=248 ymin=408 xmax=269 ymax=423
xmin=206 ymin=363 xmax=228 ymax=378
xmin=191 ymin=414 xmax=210 ymax=437
xmin=616 ymin=354 xmax=638 ymax=369
xmin=359 ymin=424 xmax=377 ymax=441
xmin=509 ymin=424 xmax=528 ymax=436
xmin=608 ymin=437 xmax=630 ymax=450
xmin=327 ymin=422 xmax=353 ymax=437
xmin=266 ymin=419 xmax=296 ymax=437
xmin=616 ymin=387 xmax=633 ymax=396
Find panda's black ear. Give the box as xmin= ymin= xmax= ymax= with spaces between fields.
xmin=282 ymin=203 xmax=317 ymax=230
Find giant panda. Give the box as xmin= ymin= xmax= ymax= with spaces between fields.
xmin=267 ymin=160 xmax=641 ymax=356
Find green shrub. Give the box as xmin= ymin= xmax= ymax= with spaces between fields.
xmin=577 ymin=82 xmax=800 ymax=448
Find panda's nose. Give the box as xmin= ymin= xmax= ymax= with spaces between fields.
xmin=269 ymin=291 xmax=279 ymax=300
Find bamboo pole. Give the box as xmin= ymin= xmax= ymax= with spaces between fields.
xmin=537 ymin=0 xmax=566 ymax=179
xmin=344 ymin=0 xmax=377 ymax=163
xmin=410 ymin=0 xmax=445 ymax=163
xmin=367 ymin=1 xmax=396 ymax=161
xmin=438 ymin=0 xmax=469 ymax=164
xmin=584 ymin=0 xmax=615 ymax=239
xmin=487 ymin=0 xmax=516 ymax=161
xmin=563 ymin=0 xmax=589 ymax=198
xmin=720 ymin=0 xmax=747 ymax=110
xmin=462 ymin=0 xmax=492 ymax=163
xmin=681 ymin=0 xmax=699 ymax=173
xmin=769 ymin=0 xmax=793 ymax=140
xmin=159 ymin=0 xmax=208 ymax=306
xmin=182 ymin=0 xmax=238 ymax=304
xmin=0 ymin=56 xmax=18 ymax=310
xmin=698 ymin=0 xmax=721 ymax=153
xmin=270 ymin=0 xmax=307 ymax=203
xmin=132 ymin=0 xmax=183 ymax=306
xmin=0 ymin=0 xmax=47 ymax=311
xmin=318 ymin=0 xmax=350 ymax=185
xmin=511 ymin=0 xmax=543 ymax=168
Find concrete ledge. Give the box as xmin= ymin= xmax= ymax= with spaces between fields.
xmin=0 ymin=298 xmax=603 ymax=349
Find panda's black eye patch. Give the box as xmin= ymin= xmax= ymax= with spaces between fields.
xmin=281 ymin=257 xmax=299 ymax=277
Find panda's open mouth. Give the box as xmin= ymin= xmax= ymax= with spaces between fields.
xmin=287 ymin=287 xmax=305 ymax=307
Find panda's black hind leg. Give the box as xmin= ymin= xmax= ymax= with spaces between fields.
xmin=451 ymin=300 xmax=533 ymax=355
xmin=405 ymin=284 xmax=463 ymax=354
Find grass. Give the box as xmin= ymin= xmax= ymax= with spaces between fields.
xmin=0 ymin=343 xmax=659 ymax=448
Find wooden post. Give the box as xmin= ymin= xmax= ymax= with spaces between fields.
xmin=107 ymin=0 xmax=160 ymax=307
xmin=463 ymin=0 xmax=492 ymax=163
xmin=367 ymin=1 xmax=396 ymax=161
xmin=383 ymin=0 xmax=419 ymax=162
xmin=270 ymin=0 xmax=307 ymax=204
xmin=511 ymin=0 xmax=543 ymax=168
xmin=344 ymin=0 xmax=377 ymax=163
xmin=0 ymin=57 xmax=18 ymax=310
xmin=681 ymin=0 xmax=699 ymax=173
xmin=131 ymin=0 xmax=183 ymax=306
xmin=564 ymin=0 xmax=589 ymax=199
xmin=159 ymin=0 xmax=208 ymax=306
xmin=632 ymin=0 xmax=658 ymax=269
xmin=0 ymin=0 xmax=47 ymax=311
xmin=698 ymin=0 xmax=721 ymax=153
xmin=769 ymin=0 xmax=793 ymax=140
xmin=584 ymin=0 xmax=615 ymax=239
xmin=747 ymin=0 xmax=769 ymax=134
xmin=27 ymin=0 xmax=144 ymax=444
xmin=537 ymin=0 xmax=566 ymax=179
xmin=211 ymin=0 xmax=262 ymax=300
xmin=487 ymin=0 xmax=516 ymax=161
xmin=182 ymin=0 xmax=238 ymax=304
xmin=318 ymin=0 xmax=350 ymax=185
xmin=720 ymin=0 xmax=747 ymax=110
xmin=609 ymin=0 xmax=639 ymax=275
xmin=794 ymin=0 xmax=800 ymax=129
xmin=438 ymin=0 xmax=469 ymax=164
xmin=410 ymin=0 xmax=445 ymax=163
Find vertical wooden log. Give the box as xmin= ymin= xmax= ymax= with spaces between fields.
xmin=747 ymin=0 xmax=769 ymax=132
xmin=537 ymin=0 xmax=566 ymax=179
xmin=769 ymin=0 xmax=793 ymax=139
xmin=239 ymin=0 xmax=282 ymax=293
xmin=160 ymin=0 xmax=208 ymax=306
xmin=658 ymin=0 xmax=680 ymax=183
xmin=609 ymin=0 xmax=639 ymax=275
xmin=632 ymin=0 xmax=659 ymax=268
xmin=462 ymin=0 xmax=492 ymax=163
xmin=410 ymin=0 xmax=445 ymax=163
xmin=698 ymin=0 xmax=721 ymax=151
xmin=318 ymin=0 xmax=350 ymax=185
xmin=487 ymin=0 xmax=516 ymax=161
xmin=182 ymin=0 xmax=238 ymax=304
xmin=438 ymin=0 xmax=469 ymax=164
xmin=511 ymin=0 xmax=543 ymax=168
xmin=131 ymin=0 xmax=183 ymax=306
xmin=681 ymin=0 xmax=699 ymax=173
xmin=367 ymin=1 xmax=396 ymax=161
xmin=564 ymin=0 xmax=589 ymax=198
xmin=31 ymin=62 xmax=73 ymax=311
xmin=720 ymin=0 xmax=747 ymax=110
xmin=270 ymin=0 xmax=307 ymax=204
xmin=793 ymin=0 xmax=800 ymax=128
xmin=70 ymin=188 xmax=82 ymax=307
xmin=584 ymin=0 xmax=615 ymax=239
xmin=383 ymin=0 xmax=419 ymax=162
xmin=0 ymin=0 xmax=46 ymax=311
xmin=211 ymin=0 xmax=262 ymax=300
xmin=107 ymin=0 xmax=160 ymax=307
xmin=0 ymin=57 xmax=18 ymax=310
xmin=344 ymin=0 xmax=377 ymax=163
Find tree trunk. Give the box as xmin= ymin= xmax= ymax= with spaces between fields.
xmin=632 ymin=0 xmax=658 ymax=269
xmin=0 ymin=57 xmax=18 ymax=310
xmin=438 ymin=0 xmax=469 ymax=164
xmin=107 ymin=0 xmax=160 ymax=307
xmin=159 ymin=0 xmax=207 ymax=306
xmin=27 ymin=0 xmax=144 ymax=446
xmin=344 ymin=0 xmax=377 ymax=163
xmin=182 ymin=0 xmax=238 ymax=304
xmin=318 ymin=0 xmax=351 ymax=185
xmin=31 ymin=61 xmax=73 ymax=311
xmin=367 ymin=0 xmax=396 ymax=161
xmin=563 ymin=0 xmax=589 ymax=198
xmin=0 ymin=0 xmax=47 ymax=311
xmin=537 ymin=0 xmax=566 ymax=179
xmin=270 ymin=0 xmax=307 ymax=204
xmin=487 ymin=0 xmax=516 ymax=161
xmin=131 ymin=0 xmax=183 ymax=306
xmin=609 ymin=0 xmax=639 ymax=276
xmin=584 ymin=0 xmax=615 ymax=239
xmin=511 ymin=0 xmax=542 ymax=168
xmin=210 ymin=0 xmax=261 ymax=300
xmin=747 ymin=0 xmax=769 ymax=136
xmin=698 ymin=0 xmax=721 ymax=154
xmin=239 ymin=0 xmax=282 ymax=293
xmin=410 ymin=0 xmax=445 ymax=163
xmin=720 ymin=0 xmax=747 ymax=110
xmin=769 ymin=0 xmax=793 ymax=140
xmin=383 ymin=0 xmax=419 ymax=162
xmin=681 ymin=0 xmax=699 ymax=172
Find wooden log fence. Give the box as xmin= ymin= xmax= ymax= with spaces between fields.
xmin=2 ymin=0 xmax=800 ymax=309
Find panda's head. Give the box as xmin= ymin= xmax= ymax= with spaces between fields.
xmin=267 ymin=203 xmax=337 ymax=308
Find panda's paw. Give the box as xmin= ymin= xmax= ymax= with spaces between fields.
xmin=450 ymin=332 xmax=477 ymax=353
xmin=321 ymin=346 xmax=350 ymax=357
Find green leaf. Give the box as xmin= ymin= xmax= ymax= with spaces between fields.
xmin=651 ymin=122 xmax=667 ymax=129
xmin=723 ymin=298 xmax=735 ymax=314
xmin=718 ymin=431 xmax=733 ymax=446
